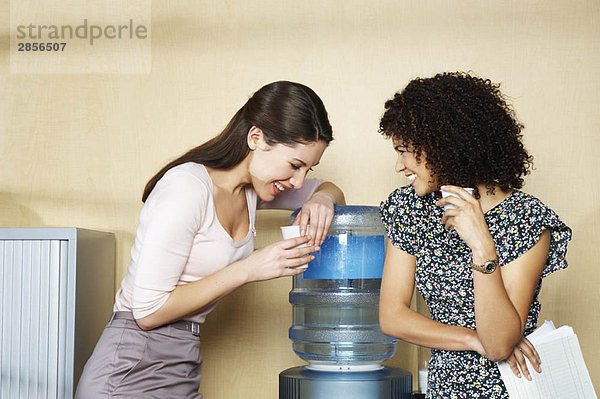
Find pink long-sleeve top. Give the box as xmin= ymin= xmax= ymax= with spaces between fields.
xmin=114 ymin=162 xmax=324 ymax=323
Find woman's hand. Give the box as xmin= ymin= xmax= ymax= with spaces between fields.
xmin=469 ymin=331 xmax=541 ymax=380
xmin=239 ymin=236 xmax=319 ymax=282
xmin=435 ymin=185 xmax=496 ymax=261
xmin=292 ymin=191 xmax=335 ymax=246
xmin=504 ymin=337 xmax=541 ymax=380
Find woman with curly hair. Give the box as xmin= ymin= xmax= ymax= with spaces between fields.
xmin=378 ymin=72 xmax=572 ymax=398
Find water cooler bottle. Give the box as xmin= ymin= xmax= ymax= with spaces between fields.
xmin=279 ymin=206 xmax=412 ymax=399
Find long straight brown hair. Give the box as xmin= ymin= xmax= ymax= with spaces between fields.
xmin=142 ymin=81 xmax=333 ymax=202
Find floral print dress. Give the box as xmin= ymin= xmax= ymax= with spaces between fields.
xmin=380 ymin=186 xmax=572 ymax=399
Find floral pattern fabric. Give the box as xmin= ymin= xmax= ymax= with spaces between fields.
xmin=380 ymin=186 xmax=572 ymax=399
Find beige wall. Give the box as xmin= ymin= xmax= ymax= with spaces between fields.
xmin=1 ymin=1 xmax=599 ymax=397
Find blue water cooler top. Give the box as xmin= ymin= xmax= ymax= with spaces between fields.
xmin=291 ymin=205 xmax=386 ymax=280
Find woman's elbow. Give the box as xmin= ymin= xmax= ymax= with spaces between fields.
xmin=379 ymin=308 xmax=401 ymax=338
xmin=486 ymin=350 xmax=511 ymax=363
xmin=379 ymin=318 xmax=393 ymax=337
xmin=483 ymin=343 xmax=514 ymax=362
xmin=135 ymin=317 xmax=154 ymax=331
xmin=480 ymin=325 xmax=523 ymax=362
xmin=134 ymin=312 xmax=161 ymax=331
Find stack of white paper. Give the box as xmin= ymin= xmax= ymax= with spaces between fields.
xmin=497 ymin=320 xmax=597 ymax=399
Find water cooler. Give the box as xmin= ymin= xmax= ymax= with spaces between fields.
xmin=279 ymin=206 xmax=412 ymax=399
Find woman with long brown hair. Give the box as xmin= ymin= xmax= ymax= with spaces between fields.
xmin=76 ymin=81 xmax=345 ymax=398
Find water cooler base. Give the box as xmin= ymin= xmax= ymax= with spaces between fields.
xmin=279 ymin=366 xmax=412 ymax=399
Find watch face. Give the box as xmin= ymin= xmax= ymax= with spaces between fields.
xmin=471 ymin=259 xmax=498 ymax=273
xmin=485 ymin=261 xmax=497 ymax=273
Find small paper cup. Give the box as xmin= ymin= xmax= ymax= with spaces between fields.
xmin=440 ymin=187 xmax=474 ymax=211
xmin=280 ymin=225 xmax=308 ymax=269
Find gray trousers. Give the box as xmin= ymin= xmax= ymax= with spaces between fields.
xmin=75 ymin=312 xmax=203 ymax=399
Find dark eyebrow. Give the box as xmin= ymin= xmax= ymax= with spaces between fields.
xmin=293 ymin=158 xmax=320 ymax=167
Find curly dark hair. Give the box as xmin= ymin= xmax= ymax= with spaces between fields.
xmin=379 ymin=72 xmax=533 ymax=193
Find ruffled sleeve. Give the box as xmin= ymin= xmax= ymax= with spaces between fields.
xmin=494 ymin=193 xmax=572 ymax=277
xmin=379 ymin=186 xmax=421 ymax=256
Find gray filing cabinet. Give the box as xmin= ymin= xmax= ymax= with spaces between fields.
xmin=0 ymin=228 xmax=115 ymax=399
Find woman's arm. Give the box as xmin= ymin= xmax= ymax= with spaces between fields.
xmin=133 ymin=169 xmax=323 ymax=330
xmin=437 ymin=185 xmax=551 ymax=361
xmin=471 ymin=230 xmax=550 ymax=361
xmin=309 ymin=181 xmax=346 ymax=205
xmin=379 ymin=241 xmax=485 ymax=353
xmin=137 ymin=235 xmax=318 ymax=330
xmin=379 ymin=239 xmax=545 ymax=378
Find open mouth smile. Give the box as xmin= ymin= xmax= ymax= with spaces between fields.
xmin=274 ymin=181 xmax=288 ymax=194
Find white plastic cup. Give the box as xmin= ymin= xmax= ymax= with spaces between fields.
xmin=440 ymin=187 xmax=474 ymax=211
xmin=280 ymin=225 xmax=309 ymax=269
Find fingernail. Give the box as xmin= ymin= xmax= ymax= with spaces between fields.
xmin=526 ymin=373 xmax=531 ymax=381
xmin=440 ymin=185 xmax=447 ymax=189
xmin=314 ymin=246 xmax=320 ymax=251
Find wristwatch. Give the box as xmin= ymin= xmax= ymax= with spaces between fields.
xmin=470 ymin=258 xmax=498 ymax=274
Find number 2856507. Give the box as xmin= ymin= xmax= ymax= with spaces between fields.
xmin=17 ymin=42 xmax=66 ymax=51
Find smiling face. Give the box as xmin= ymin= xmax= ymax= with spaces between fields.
xmin=247 ymin=127 xmax=327 ymax=202
xmin=392 ymin=139 xmax=438 ymax=196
